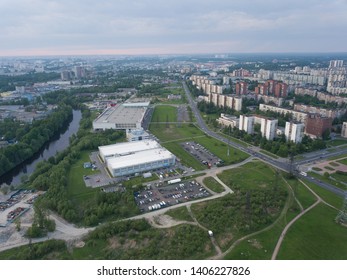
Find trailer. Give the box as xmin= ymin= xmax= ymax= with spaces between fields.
xmin=168 ymin=178 xmax=182 ymax=185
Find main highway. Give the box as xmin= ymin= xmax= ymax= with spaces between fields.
xmin=182 ymin=81 xmax=346 ymax=198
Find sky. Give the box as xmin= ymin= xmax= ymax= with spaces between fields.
xmin=1 ymin=0 xmax=347 ymax=56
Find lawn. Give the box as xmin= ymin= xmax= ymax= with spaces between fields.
xmin=150 ymin=105 xmax=177 ymax=123
xmin=301 ymin=180 xmax=343 ymax=209
xmin=163 ymin=142 xmax=205 ymax=171
xmin=308 ymin=172 xmax=347 ymax=191
xmin=150 ymin=123 xmax=204 ymax=142
xmin=326 ymin=139 xmax=347 ymax=147
xmin=166 ymin=206 xmax=194 ymax=222
xmin=277 ymin=203 xmax=347 ymax=259
xmin=193 ymin=136 xmax=249 ymax=165
xmin=67 ymin=151 xmax=99 ymax=205
xmin=286 ymin=178 xmax=317 ymax=210
xmin=203 ymin=177 xmax=225 ymax=193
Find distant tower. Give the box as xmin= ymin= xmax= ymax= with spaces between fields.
xmin=335 ymin=193 xmax=347 ymax=224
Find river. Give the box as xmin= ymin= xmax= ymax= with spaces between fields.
xmin=0 ymin=110 xmax=82 ymax=187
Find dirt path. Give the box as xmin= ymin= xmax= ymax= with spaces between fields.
xmin=271 ymin=179 xmax=337 ymax=260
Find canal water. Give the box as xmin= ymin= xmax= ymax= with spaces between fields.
xmin=0 ymin=110 xmax=82 ymax=186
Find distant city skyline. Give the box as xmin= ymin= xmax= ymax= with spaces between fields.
xmin=1 ymin=0 xmax=347 ymax=56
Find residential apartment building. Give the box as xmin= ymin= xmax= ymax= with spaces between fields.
xmin=235 ymin=81 xmax=248 ymax=95
xmin=294 ymin=104 xmax=347 ymax=119
xmin=259 ymin=104 xmax=308 ymax=123
xmin=342 ymin=122 xmax=347 ymax=138
xmin=305 ymin=114 xmax=332 ymax=138
xmin=217 ymin=114 xmax=239 ymax=128
xmin=205 ymin=93 xmax=242 ymax=111
xmin=239 ymin=115 xmax=278 ymax=140
xmin=285 ymin=122 xmax=305 ymax=143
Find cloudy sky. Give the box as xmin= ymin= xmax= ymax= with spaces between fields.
xmin=1 ymin=0 xmax=346 ymax=56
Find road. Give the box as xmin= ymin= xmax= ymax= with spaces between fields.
xmin=182 ymin=81 xmax=345 ymax=198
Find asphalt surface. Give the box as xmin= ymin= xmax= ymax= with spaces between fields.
xmin=182 ymin=81 xmax=346 ymax=198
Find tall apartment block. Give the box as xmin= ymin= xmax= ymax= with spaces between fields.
xmin=285 ymin=122 xmax=305 ymax=143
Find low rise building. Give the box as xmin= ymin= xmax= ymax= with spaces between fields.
xmin=126 ymin=128 xmax=151 ymax=142
xmin=98 ymin=140 xmax=175 ymax=177
xmin=217 ymin=114 xmax=239 ymax=128
xmin=92 ymin=103 xmax=149 ymax=131
xmin=259 ymin=104 xmax=308 ymax=123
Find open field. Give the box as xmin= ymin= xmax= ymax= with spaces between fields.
xmin=67 ymin=151 xmax=99 ymax=205
xmin=166 ymin=206 xmax=194 ymax=222
xmin=150 ymin=105 xmax=177 ymax=123
xmin=150 ymin=123 xmax=204 ymax=142
xmin=301 ymin=180 xmax=343 ymax=209
xmin=326 ymin=139 xmax=347 ymax=147
xmin=277 ymin=203 xmax=347 ymax=259
xmin=203 ymin=177 xmax=225 ymax=193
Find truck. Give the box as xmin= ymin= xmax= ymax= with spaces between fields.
xmin=168 ymin=178 xmax=182 ymax=185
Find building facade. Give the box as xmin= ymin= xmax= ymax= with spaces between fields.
xmin=305 ymin=114 xmax=332 ymax=138
xmin=341 ymin=122 xmax=347 ymax=138
xmin=285 ymin=122 xmax=305 ymax=143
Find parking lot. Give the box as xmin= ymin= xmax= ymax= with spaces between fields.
xmin=181 ymin=141 xmax=222 ymax=168
xmin=134 ymin=179 xmax=211 ymax=213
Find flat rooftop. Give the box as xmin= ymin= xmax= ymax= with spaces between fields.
xmin=93 ymin=104 xmax=147 ymax=125
xmin=107 ymin=148 xmax=175 ymax=170
xmin=99 ymin=140 xmax=160 ymax=157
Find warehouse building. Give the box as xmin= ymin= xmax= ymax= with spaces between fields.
xmin=98 ymin=140 xmax=176 ymax=177
xmin=99 ymin=140 xmax=160 ymax=162
xmin=106 ymin=148 xmax=176 ymax=177
xmin=92 ymin=102 xmax=149 ymax=131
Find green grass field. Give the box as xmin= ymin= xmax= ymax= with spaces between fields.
xmin=338 ymin=158 xmax=347 ymax=165
xmin=67 ymin=151 xmax=99 ymax=206
xmin=301 ymin=180 xmax=343 ymax=209
xmin=150 ymin=123 xmax=204 ymax=142
xmin=151 ymin=105 xmax=178 ymax=122
xmin=166 ymin=206 xmax=194 ymax=222
xmin=277 ymin=203 xmax=347 ymax=259
xmin=193 ymin=136 xmax=249 ymax=165
xmin=308 ymin=172 xmax=347 ymax=191
xmin=203 ymin=177 xmax=225 ymax=193
xmin=286 ymin=178 xmax=317 ymax=210
xmin=326 ymin=139 xmax=347 ymax=147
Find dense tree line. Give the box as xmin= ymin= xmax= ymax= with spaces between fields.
xmin=29 ymin=106 xmax=128 ymax=224
xmin=0 ymin=72 xmax=60 ymax=92
xmin=0 ymin=119 xmax=31 ymax=141
xmin=0 ymin=105 xmax=73 ymax=177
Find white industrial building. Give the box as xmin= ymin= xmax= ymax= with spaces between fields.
xmin=106 ymin=148 xmax=175 ymax=177
xmin=92 ymin=102 xmax=149 ymax=131
xmin=98 ymin=140 xmax=175 ymax=177
xmin=99 ymin=140 xmax=160 ymax=162
xmin=285 ymin=122 xmax=305 ymax=143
